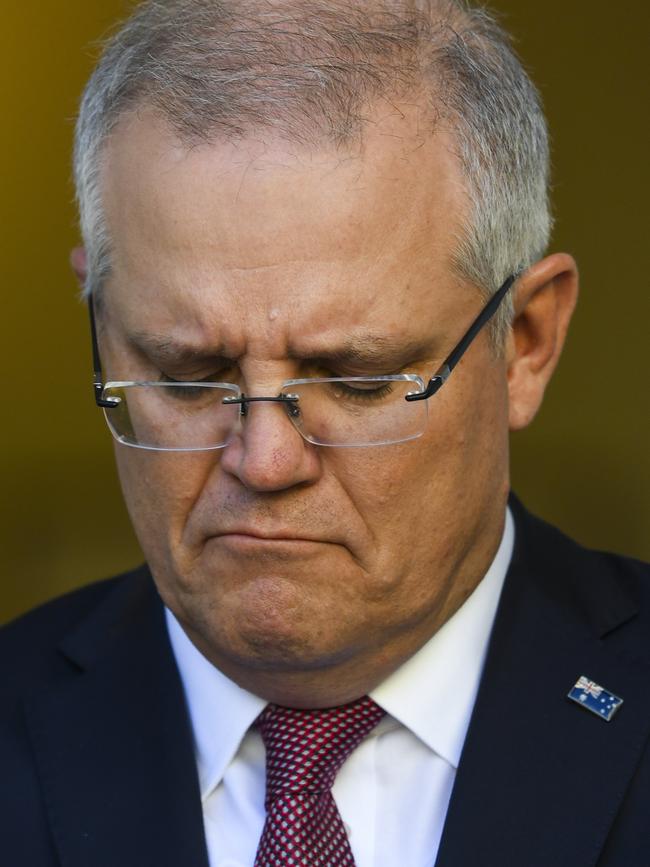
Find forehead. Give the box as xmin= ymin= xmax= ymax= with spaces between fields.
xmin=101 ymin=104 xmax=469 ymax=354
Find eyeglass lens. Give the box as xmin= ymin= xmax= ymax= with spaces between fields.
xmin=101 ymin=379 xmax=428 ymax=450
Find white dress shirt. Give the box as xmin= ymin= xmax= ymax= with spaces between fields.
xmin=166 ymin=507 xmax=514 ymax=867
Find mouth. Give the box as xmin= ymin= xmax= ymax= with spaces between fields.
xmin=208 ymin=532 xmax=333 ymax=558
xmin=204 ymin=522 xmax=345 ymax=552
xmin=218 ymin=526 xmax=319 ymax=540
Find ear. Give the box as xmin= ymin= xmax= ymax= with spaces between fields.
xmin=70 ymin=247 xmax=88 ymax=289
xmin=506 ymin=253 xmax=579 ymax=431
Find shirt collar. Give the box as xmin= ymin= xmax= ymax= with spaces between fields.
xmin=165 ymin=609 xmax=266 ymax=799
xmin=371 ymin=506 xmax=514 ymax=768
xmin=166 ymin=506 xmax=514 ymax=797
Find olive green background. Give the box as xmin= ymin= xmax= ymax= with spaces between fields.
xmin=1 ymin=2 xmax=648 ymax=625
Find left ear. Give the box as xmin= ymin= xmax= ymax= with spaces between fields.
xmin=70 ymin=246 xmax=88 ymax=290
xmin=506 ymin=253 xmax=579 ymax=431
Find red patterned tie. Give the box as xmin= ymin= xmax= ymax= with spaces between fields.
xmin=254 ymin=696 xmax=385 ymax=866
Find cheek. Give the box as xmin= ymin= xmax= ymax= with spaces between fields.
xmin=353 ymin=368 xmax=508 ymax=576
xmin=114 ymin=446 xmax=214 ymax=567
xmin=322 ymin=444 xmax=445 ymax=603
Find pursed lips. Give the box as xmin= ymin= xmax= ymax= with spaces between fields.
xmin=212 ymin=528 xmax=334 ymax=544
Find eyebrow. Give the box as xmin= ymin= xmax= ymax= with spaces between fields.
xmin=301 ymin=334 xmax=434 ymax=367
xmin=128 ymin=330 xmax=436 ymax=369
xmin=129 ymin=331 xmax=228 ymax=367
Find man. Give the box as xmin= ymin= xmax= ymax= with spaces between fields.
xmin=1 ymin=1 xmax=648 ymax=865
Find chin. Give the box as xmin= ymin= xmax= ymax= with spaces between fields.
xmin=233 ymin=631 xmax=329 ymax=672
xmin=158 ymin=555 xmax=365 ymax=670
xmin=191 ymin=595 xmax=357 ymax=674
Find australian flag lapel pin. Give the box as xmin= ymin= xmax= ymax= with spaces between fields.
xmin=568 ymin=675 xmax=623 ymax=722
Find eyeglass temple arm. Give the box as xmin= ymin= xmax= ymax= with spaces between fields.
xmin=405 ymin=274 xmax=516 ymax=402
xmin=89 ymin=294 xmax=119 ymax=408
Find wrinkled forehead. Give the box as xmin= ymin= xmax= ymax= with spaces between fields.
xmin=99 ymin=102 xmax=470 ymax=353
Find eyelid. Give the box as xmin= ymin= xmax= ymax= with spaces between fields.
xmin=310 ymin=359 xmax=414 ymax=378
xmin=160 ymin=370 xmax=235 ymax=384
xmin=158 ymin=356 xmax=422 ymax=383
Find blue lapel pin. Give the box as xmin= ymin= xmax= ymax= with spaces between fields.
xmin=568 ymin=676 xmax=623 ymax=722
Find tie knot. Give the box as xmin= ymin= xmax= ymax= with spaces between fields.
xmin=257 ymin=696 xmax=385 ymax=805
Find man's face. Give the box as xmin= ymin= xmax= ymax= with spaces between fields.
xmin=98 ymin=105 xmax=511 ymax=703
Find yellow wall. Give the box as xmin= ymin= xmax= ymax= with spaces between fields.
xmin=2 ymin=2 xmax=648 ymax=624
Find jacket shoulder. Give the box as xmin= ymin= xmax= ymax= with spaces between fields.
xmin=510 ymin=494 xmax=650 ymax=642
xmin=524 ymin=501 xmax=648 ymax=571
xmin=0 ymin=566 xmax=150 ymax=692
xmin=519 ymin=499 xmax=649 ymax=583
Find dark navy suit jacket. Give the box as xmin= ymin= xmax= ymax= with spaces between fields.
xmin=2 ymin=495 xmax=649 ymax=866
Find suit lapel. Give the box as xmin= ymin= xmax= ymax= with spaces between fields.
xmin=24 ymin=569 xmax=210 ymax=867
xmin=435 ymin=499 xmax=650 ymax=867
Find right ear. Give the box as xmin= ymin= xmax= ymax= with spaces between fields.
xmin=70 ymin=247 xmax=88 ymax=289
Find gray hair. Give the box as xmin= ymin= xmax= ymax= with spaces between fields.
xmin=74 ymin=0 xmax=552 ymax=343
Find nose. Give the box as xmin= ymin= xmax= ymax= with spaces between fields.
xmin=219 ymin=398 xmax=322 ymax=492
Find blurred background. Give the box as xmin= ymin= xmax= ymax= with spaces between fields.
xmin=1 ymin=1 xmax=648 ymax=624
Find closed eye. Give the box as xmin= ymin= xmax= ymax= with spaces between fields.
xmin=329 ymin=380 xmax=395 ymax=401
xmin=160 ymin=370 xmax=235 ymax=385
xmin=159 ymin=375 xmax=234 ymax=402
